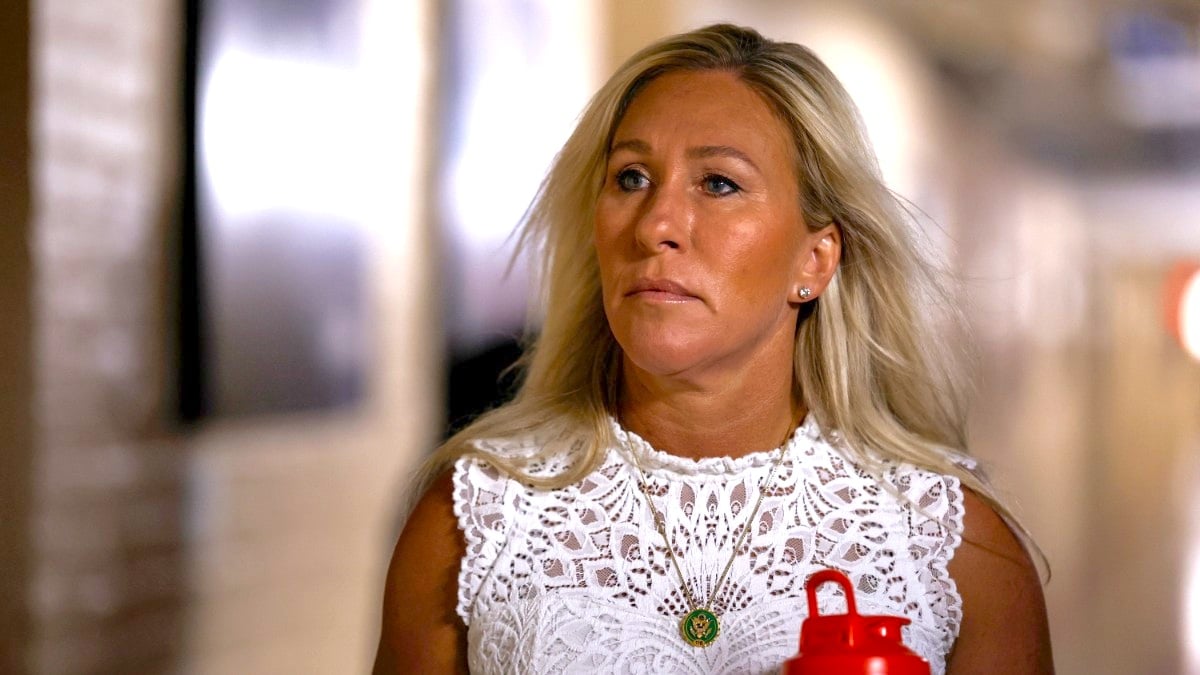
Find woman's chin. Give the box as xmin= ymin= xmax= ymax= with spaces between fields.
xmin=620 ymin=342 xmax=713 ymax=380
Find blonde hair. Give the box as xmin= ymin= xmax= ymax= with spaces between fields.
xmin=420 ymin=23 xmax=1028 ymax=551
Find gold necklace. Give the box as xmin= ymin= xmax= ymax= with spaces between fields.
xmin=628 ymin=438 xmax=789 ymax=648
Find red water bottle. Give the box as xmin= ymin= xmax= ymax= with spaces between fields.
xmin=781 ymin=569 xmax=931 ymax=675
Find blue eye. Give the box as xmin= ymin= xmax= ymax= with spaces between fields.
xmin=616 ymin=168 xmax=649 ymax=192
xmin=703 ymin=174 xmax=740 ymax=196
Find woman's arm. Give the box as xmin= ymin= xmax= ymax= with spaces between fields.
xmin=946 ymin=488 xmax=1054 ymax=674
xmin=373 ymin=471 xmax=468 ymax=674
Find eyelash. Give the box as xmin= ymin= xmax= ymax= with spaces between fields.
xmin=613 ymin=168 xmax=742 ymax=196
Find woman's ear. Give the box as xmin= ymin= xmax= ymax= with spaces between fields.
xmin=789 ymin=224 xmax=841 ymax=303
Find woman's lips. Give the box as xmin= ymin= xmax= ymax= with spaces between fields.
xmin=626 ymin=278 xmax=699 ymax=302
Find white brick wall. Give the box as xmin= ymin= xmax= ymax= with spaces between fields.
xmin=29 ymin=0 xmax=438 ymax=672
xmin=31 ymin=0 xmax=182 ymax=672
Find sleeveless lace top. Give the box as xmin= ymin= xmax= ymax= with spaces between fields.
xmin=453 ymin=417 xmax=964 ymax=674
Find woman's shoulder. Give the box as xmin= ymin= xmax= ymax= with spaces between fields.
xmin=946 ymin=488 xmax=1053 ymax=671
xmin=376 ymin=470 xmax=467 ymax=672
xmin=806 ymin=427 xmax=977 ymax=555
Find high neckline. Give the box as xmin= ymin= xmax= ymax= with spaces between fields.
xmin=610 ymin=413 xmax=823 ymax=476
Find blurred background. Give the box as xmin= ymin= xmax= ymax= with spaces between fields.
xmin=1 ymin=0 xmax=1199 ymax=673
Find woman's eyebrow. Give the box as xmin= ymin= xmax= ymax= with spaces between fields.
xmin=687 ymin=145 xmax=760 ymax=173
xmin=608 ymin=138 xmax=651 ymax=155
xmin=608 ymin=140 xmax=760 ymax=174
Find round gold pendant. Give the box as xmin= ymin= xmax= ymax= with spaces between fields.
xmin=680 ymin=608 xmax=720 ymax=647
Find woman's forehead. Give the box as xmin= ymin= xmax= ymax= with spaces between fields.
xmin=609 ymin=70 xmax=798 ymax=169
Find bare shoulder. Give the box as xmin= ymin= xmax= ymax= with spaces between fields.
xmin=945 ymin=487 xmax=1053 ymax=674
xmin=373 ymin=470 xmax=467 ymax=674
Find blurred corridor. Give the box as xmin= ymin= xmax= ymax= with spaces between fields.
xmin=2 ymin=1 xmax=1199 ymax=673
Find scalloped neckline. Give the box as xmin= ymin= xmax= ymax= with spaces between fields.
xmin=610 ymin=414 xmax=823 ymax=476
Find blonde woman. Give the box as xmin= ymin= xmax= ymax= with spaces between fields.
xmin=374 ymin=24 xmax=1052 ymax=674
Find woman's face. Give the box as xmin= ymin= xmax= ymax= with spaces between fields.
xmin=594 ymin=69 xmax=829 ymax=382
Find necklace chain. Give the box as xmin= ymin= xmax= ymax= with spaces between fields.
xmin=627 ymin=436 xmax=789 ymax=644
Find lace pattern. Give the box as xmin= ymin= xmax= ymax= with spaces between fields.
xmin=454 ymin=417 xmax=964 ymax=675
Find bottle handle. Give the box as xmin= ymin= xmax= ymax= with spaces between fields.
xmin=804 ymin=569 xmax=863 ymax=648
xmin=805 ymin=569 xmax=858 ymax=618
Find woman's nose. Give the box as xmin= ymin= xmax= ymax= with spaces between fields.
xmin=633 ymin=180 xmax=691 ymax=253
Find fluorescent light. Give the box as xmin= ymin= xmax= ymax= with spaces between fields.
xmin=1181 ymin=269 xmax=1200 ymax=362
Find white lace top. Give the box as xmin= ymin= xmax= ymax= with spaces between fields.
xmin=453 ymin=417 xmax=964 ymax=674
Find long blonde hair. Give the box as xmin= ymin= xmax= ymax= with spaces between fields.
xmin=421 ymin=23 xmax=1022 ymax=546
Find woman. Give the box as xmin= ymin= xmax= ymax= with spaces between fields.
xmin=375 ymin=24 xmax=1052 ymax=674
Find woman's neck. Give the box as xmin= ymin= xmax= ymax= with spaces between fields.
xmin=618 ymin=358 xmax=803 ymax=460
